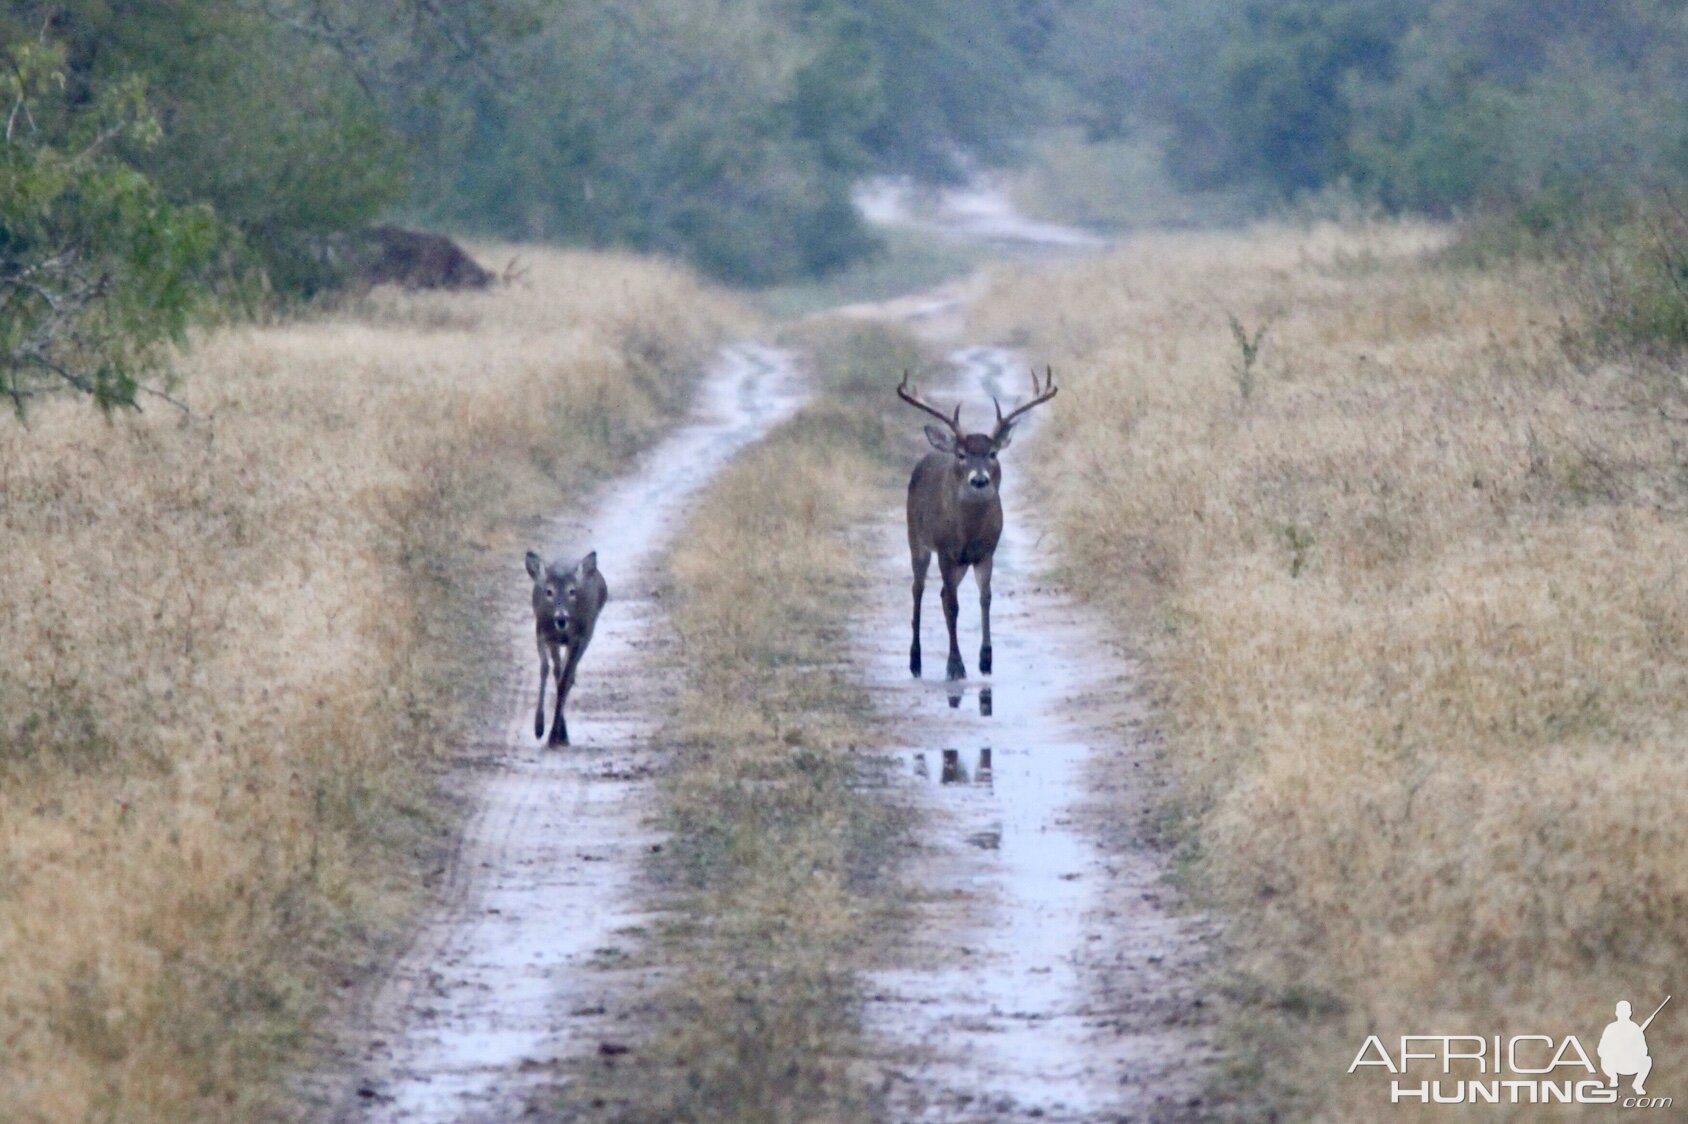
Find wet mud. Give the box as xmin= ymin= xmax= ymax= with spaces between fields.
xmin=311 ymin=181 xmax=1221 ymax=1123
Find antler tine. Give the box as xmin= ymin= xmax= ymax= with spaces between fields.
xmin=991 ymin=365 xmax=1059 ymax=441
xmin=897 ymin=369 xmax=963 ymax=435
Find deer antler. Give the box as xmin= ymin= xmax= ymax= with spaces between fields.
xmin=992 ymin=366 xmax=1058 ymax=443
xmin=897 ymin=370 xmax=963 ymax=438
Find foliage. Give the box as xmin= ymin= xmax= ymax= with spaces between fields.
xmin=14 ymin=0 xmax=408 ymax=295
xmin=846 ymin=0 xmax=1042 ymax=179
xmin=1350 ymin=0 xmax=1688 ymax=215
xmin=1215 ymin=0 xmax=1420 ymax=195
xmin=1567 ymin=198 xmax=1688 ymax=350
xmin=0 ymin=35 xmax=216 ymax=413
xmin=2 ymin=0 xmax=1081 ymax=360
xmin=397 ymin=0 xmax=1050 ymax=284
xmin=1048 ymin=0 xmax=1688 ymax=218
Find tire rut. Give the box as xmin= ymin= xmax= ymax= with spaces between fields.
xmin=316 ymin=344 xmax=806 ymax=1124
xmin=856 ymin=346 xmax=1221 ymax=1123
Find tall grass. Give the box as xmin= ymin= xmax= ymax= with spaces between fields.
xmin=970 ymin=222 xmax=1688 ymax=1119
xmin=0 ymin=249 xmax=743 ymax=1124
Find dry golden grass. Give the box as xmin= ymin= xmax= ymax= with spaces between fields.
xmin=971 ymin=223 xmax=1688 ymax=1119
xmin=0 ymin=248 xmax=744 ymax=1124
xmin=550 ymin=323 xmax=918 ymax=1123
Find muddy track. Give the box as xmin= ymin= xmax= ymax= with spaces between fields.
xmin=856 ymin=344 xmax=1221 ymax=1122
xmin=311 ymin=185 xmax=1219 ymax=1123
xmin=315 ymin=345 xmax=805 ymax=1124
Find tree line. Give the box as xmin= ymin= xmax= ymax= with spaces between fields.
xmin=0 ymin=0 xmax=1052 ymax=410
xmin=1051 ymin=0 xmax=1688 ymax=218
xmin=6 ymin=0 xmax=1685 ymax=411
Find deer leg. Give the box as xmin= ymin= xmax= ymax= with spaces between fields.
xmin=975 ymin=555 xmax=993 ymax=675
xmin=910 ymin=549 xmax=931 ymax=678
xmin=549 ymin=643 xmax=584 ymax=747
xmin=939 ymin=557 xmax=965 ymax=680
xmin=546 ymin=643 xmax=567 ymax=746
xmin=535 ymin=636 xmax=550 ymax=740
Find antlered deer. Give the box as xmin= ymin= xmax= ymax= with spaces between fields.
xmin=898 ymin=367 xmax=1057 ymax=680
xmin=526 ymin=550 xmax=608 ymax=746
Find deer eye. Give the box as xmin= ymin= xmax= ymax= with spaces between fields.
xmin=567 ymin=589 xmax=578 ymax=601
xmin=544 ymin=588 xmax=555 ymax=600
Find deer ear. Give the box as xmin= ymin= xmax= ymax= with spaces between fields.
xmin=993 ymin=423 xmax=1015 ymax=451
xmin=577 ymin=550 xmax=598 ymax=577
xmin=525 ymin=551 xmax=543 ymax=580
xmin=924 ymin=425 xmax=956 ymax=452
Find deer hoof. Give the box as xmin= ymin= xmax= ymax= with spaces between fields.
xmin=979 ymin=645 xmax=992 ymax=675
xmin=910 ymin=648 xmax=922 ymax=678
xmin=946 ymin=654 xmax=966 ymax=681
xmin=547 ymin=724 xmax=569 ymax=748
xmin=535 ymin=713 xmax=545 ymax=740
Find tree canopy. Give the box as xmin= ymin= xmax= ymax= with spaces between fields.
xmin=1045 ymin=0 xmax=1688 ymax=216
xmin=8 ymin=0 xmax=1687 ymax=409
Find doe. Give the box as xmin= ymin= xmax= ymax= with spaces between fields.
xmin=525 ymin=549 xmax=607 ymax=746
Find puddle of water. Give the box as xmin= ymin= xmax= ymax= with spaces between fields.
xmin=866 ymin=532 xmax=1119 ymax=1116
xmin=339 ymin=344 xmax=806 ymax=1124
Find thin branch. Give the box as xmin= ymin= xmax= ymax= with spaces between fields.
xmin=136 ymin=382 xmax=191 ymax=416
xmin=70 ymin=120 xmax=128 ymax=166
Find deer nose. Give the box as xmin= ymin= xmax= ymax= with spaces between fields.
xmin=968 ymin=472 xmax=991 ymax=489
xmin=553 ymin=611 xmax=570 ymax=629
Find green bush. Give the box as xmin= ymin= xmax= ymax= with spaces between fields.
xmin=1574 ymin=202 xmax=1688 ymax=351
xmin=0 ymin=39 xmax=217 ymax=413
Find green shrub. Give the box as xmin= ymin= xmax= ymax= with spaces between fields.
xmin=0 ymin=38 xmax=217 ymax=413
xmin=1574 ymin=201 xmax=1688 ymax=351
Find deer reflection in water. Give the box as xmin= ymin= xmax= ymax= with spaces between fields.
xmin=908 ymin=747 xmax=994 ymax=790
xmin=944 ymin=681 xmax=993 ymax=716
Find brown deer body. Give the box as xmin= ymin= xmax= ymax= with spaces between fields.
xmin=526 ymin=550 xmax=608 ymax=746
xmin=898 ymin=368 xmax=1057 ymax=680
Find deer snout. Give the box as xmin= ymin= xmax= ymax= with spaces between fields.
xmin=968 ymin=470 xmax=992 ymax=490
xmin=552 ymin=610 xmax=571 ymax=631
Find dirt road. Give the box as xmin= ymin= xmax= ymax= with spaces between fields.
xmin=858 ymin=346 xmax=1219 ymax=1123
xmin=318 ymin=345 xmax=805 ymax=1123
xmin=316 ymin=185 xmax=1218 ymax=1123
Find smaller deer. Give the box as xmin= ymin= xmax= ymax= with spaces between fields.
xmin=898 ymin=367 xmax=1057 ymax=680
xmin=525 ymin=550 xmax=608 ymax=746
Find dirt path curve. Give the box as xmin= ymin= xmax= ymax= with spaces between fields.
xmin=320 ymin=345 xmax=805 ymax=1124
xmin=855 ymin=336 xmax=1221 ymax=1119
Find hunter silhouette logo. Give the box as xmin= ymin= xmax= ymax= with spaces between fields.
xmin=1348 ymin=995 xmax=1673 ymax=1108
xmin=1600 ymin=997 xmax=1669 ymax=1096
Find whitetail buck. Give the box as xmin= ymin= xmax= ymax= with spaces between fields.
xmin=526 ymin=550 xmax=608 ymax=746
xmin=898 ymin=367 xmax=1057 ymax=680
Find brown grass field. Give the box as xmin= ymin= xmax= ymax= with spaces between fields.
xmin=11 ymin=215 xmax=1685 ymax=1122
xmin=0 ymin=250 xmax=743 ymax=1124
xmin=970 ymin=222 xmax=1688 ymax=1118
